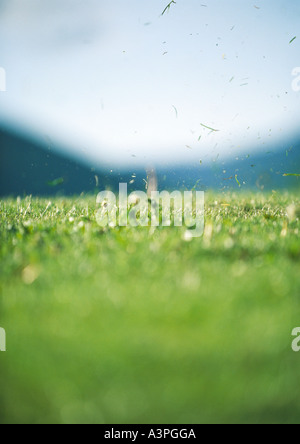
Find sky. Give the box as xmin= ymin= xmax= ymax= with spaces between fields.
xmin=0 ymin=0 xmax=299 ymax=168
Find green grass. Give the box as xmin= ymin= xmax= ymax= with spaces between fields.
xmin=0 ymin=192 xmax=300 ymax=424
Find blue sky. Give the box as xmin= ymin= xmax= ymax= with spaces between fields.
xmin=0 ymin=0 xmax=299 ymax=168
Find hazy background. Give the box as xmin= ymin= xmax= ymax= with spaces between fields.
xmin=0 ymin=0 xmax=299 ymax=171
xmin=1 ymin=2 xmax=300 ymax=426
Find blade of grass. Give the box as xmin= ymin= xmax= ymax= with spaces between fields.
xmin=235 ymin=175 xmax=241 ymax=187
xmin=172 ymin=105 xmax=178 ymax=118
xmin=161 ymin=1 xmax=176 ymax=16
xmin=200 ymin=123 xmax=220 ymax=132
xmin=47 ymin=178 xmax=64 ymax=187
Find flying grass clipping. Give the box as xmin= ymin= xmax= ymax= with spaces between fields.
xmin=161 ymin=1 xmax=176 ymax=16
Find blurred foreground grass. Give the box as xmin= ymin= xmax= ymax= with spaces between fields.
xmin=0 ymin=192 xmax=300 ymax=424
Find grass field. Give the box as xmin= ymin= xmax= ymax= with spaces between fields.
xmin=0 ymin=191 xmax=300 ymax=424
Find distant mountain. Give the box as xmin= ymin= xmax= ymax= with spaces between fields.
xmin=0 ymin=127 xmax=105 ymax=197
xmin=0 ymin=126 xmax=299 ymax=197
xmin=157 ymin=144 xmax=300 ymax=191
